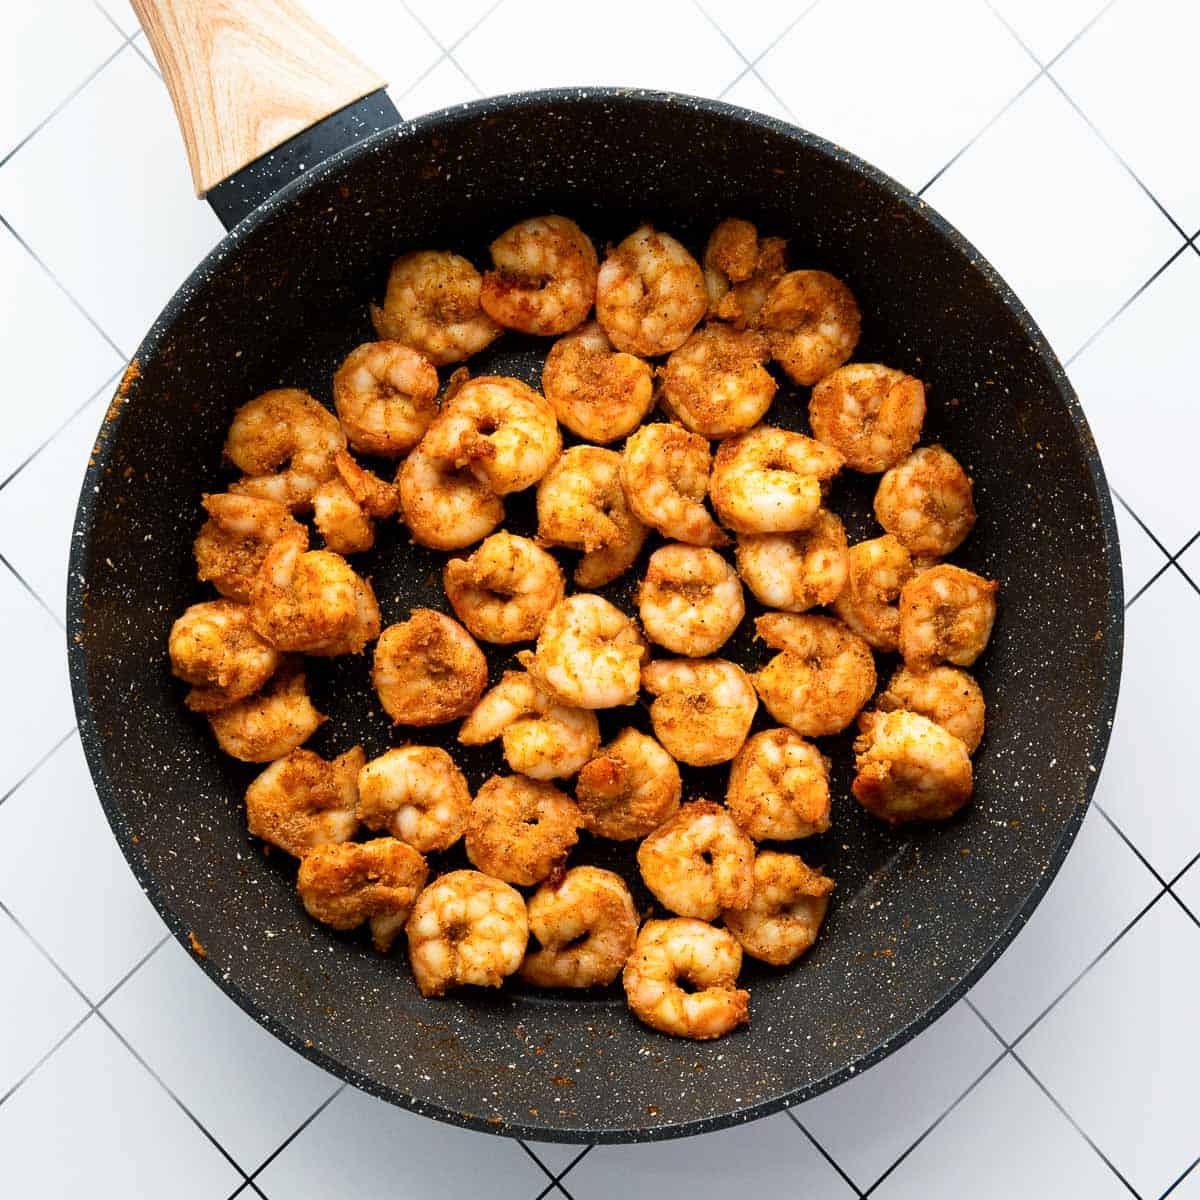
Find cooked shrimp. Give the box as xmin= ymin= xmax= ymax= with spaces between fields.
xmin=443 ymin=532 xmax=564 ymax=644
xmin=372 ymin=610 xmax=487 ymax=726
xmin=421 ymin=376 xmax=561 ymax=495
xmin=542 ymin=320 xmax=654 ymax=442
xmin=809 ymin=364 xmax=925 ymax=473
xmin=758 ymin=269 xmax=861 ymax=385
xmin=575 ymin=728 xmax=681 ymax=841
xmin=480 ymin=215 xmax=598 ymax=336
xmin=710 ymin=426 xmax=844 ymax=534
xmin=621 ymin=423 xmax=726 ymax=547
xmin=356 ymin=746 xmax=471 ymax=852
xmin=831 ymin=534 xmax=914 ymax=653
xmin=458 ymin=671 xmax=600 ymax=781
xmin=852 ymin=710 xmax=973 ymax=824
xmin=193 ymin=493 xmax=302 ymax=603
xmin=397 ymin=441 xmax=504 ymax=551
xmin=723 ymin=852 xmax=834 ymax=966
xmin=726 ymin=728 xmax=831 ymax=841
xmin=595 ymin=225 xmax=706 ymax=356
xmin=703 ymin=218 xmax=758 ymax=309
xmin=244 ymin=746 xmax=364 ymax=857
xmin=752 ymin=613 xmax=875 ymax=737
xmin=867 ymin=664 xmax=986 ymax=754
xmin=623 ymin=918 xmax=749 ymax=1040
xmin=520 ymin=866 xmax=638 ymax=988
xmin=465 ymin=775 xmax=581 ymax=886
xmin=168 ymin=599 xmax=280 ymax=713
xmin=659 ymin=326 xmax=776 ymax=438
xmin=332 ymin=341 xmax=438 ymax=457
xmin=735 ymin=511 xmax=849 ymax=612
xmin=311 ymin=451 xmax=401 ymax=555
xmin=297 ymin=838 xmax=428 ymax=953
xmin=371 ymin=250 xmax=502 ymax=366
xmin=334 ymin=450 xmax=401 ymax=517
xmin=874 ymin=444 xmax=976 ymax=559
xmin=225 ymin=389 xmax=346 ymax=511
xmin=898 ymin=564 xmax=998 ymax=669
xmin=519 ymin=594 xmax=647 ymax=709
xmin=406 ymin=870 xmax=528 ymax=997
xmin=638 ymin=544 xmax=745 ymax=657
xmin=207 ymin=662 xmax=323 ymax=762
xmin=711 ymin=234 xmax=788 ymax=328
xmin=641 ymin=658 xmax=757 ymax=766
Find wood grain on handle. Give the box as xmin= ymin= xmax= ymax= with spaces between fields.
xmin=133 ymin=0 xmax=385 ymax=195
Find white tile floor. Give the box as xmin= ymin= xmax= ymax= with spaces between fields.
xmin=0 ymin=1 xmax=1195 ymax=1197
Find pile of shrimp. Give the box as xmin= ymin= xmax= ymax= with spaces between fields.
xmin=166 ymin=211 xmax=999 ymax=1043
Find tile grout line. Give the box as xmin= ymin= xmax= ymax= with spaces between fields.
xmin=1160 ymin=1154 xmax=1200 ymax=1199
xmin=0 ymin=550 xmax=66 ymax=632
xmin=0 ymin=1009 xmax=93 ymax=1109
xmin=785 ymin=1109 xmax=867 ymax=1197
xmin=1112 ymin=488 xmax=1182 ymax=566
xmin=236 ymin=1082 xmax=346 ymax=1188
xmin=1168 ymin=848 xmax=1200 ymax=890
xmin=0 ymin=724 xmax=77 ymax=811
xmin=90 ymin=0 xmax=129 ymax=38
xmin=517 ymin=1139 xmax=560 ymax=1186
xmin=551 ymin=1143 xmax=593 ymax=1185
xmin=689 ymin=0 xmax=797 ymax=119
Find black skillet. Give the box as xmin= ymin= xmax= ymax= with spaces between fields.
xmin=68 ymin=1 xmax=1123 ymax=1143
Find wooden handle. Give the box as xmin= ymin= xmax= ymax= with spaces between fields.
xmin=133 ymin=0 xmax=385 ymax=196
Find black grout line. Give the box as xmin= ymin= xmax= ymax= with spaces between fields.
xmin=1160 ymin=1153 xmax=1200 ymax=1199
xmin=0 ymin=724 xmax=77 ymax=811
xmin=1113 ymin=489 xmax=1178 ymax=565
xmin=1168 ymin=556 xmax=1200 ymax=604
xmin=94 ymin=934 xmax=172 ymax=1008
xmin=1164 ymin=886 xmax=1200 ymax=933
xmin=0 ymin=549 xmax=65 ymax=631
xmin=1168 ymin=848 xmax=1200 ymax=890
xmin=0 ymin=1010 xmax=93 ymax=1109
xmin=1124 ymin=562 xmax=1172 ymax=610
xmin=553 ymin=1143 xmax=593 ymax=1183
xmin=518 ymin=1139 xmax=560 ymax=1184
xmin=241 ymin=1083 xmax=346 ymax=1184
xmin=786 ymin=1109 xmax=867 ymax=1196
xmin=1092 ymin=802 xmax=1170 ymax=890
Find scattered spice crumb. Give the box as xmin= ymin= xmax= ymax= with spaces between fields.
xmin=187 ymin=931 xmax=207 ymax=959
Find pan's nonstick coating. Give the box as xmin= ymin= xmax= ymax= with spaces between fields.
xmin=68 ymin=92 xmax=1122 ymax=1142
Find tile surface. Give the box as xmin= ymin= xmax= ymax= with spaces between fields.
xmin=1113 ymin=498 xmax=1169 ymax=600
xmin=988 ymin=0 xmax=1110 ymax=62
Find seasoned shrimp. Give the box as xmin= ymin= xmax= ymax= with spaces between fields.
xmin=244 ymin=746 xmax=364 ymax=857
xmin=659 ymin=326 xmax=776 ymax=438
xmin=710 ymin=426 xmax=844 ymax=534
xmin=703 ymin=218 xmax=758 ymax=309
xmin=759 ymin=269 xmax=861 ymax=385
xmin=372 ymin=610 xmax=487 ymax=726
xmin=542 ymin=320 xmax=654 ymax=442
xmin=207 ymin=663 xmax=323 ymax=761
xmin=193 ymin=493 xmax=302 ymax=603
xmin=332 ymin=341 xmax=439 ymax=457
xmin=371 ymin=250 xmax=502 ymax=365
xmin=623 ymin=918 xmax=749 ymax=1040
xmin=480 ymin=215 xmax=598 ymax=335
xmin=225 ymin=389 xmax=346 ymax=511
xmin=406 ymin=870 xmax=528 ymax=997
xmin=711 ymin=234 xmax=788 ymax=329
xmin=421 ymin=376 xmax=561 ymax=495
xmin=459 ymin=671 xmax=600 ymax=781
xmin=726 ymin=728 xmax=831 ymax=841
xmin=898 ymin=564 xmax=998 ymax=669
xmin=465 ymin=775 xmax=581 ymax=886
xmin=575 ymin=728 xmax=681 ymax=841
xmin=335 ymin=450 xmax=401 ymax=516
xmin=809 ymin=364 xmax=925 ymax=473
xmin=519 ymin=594 xmax=647 ymax=709
xmin=638 ymin=801 xmax=754 ymax=919
xmin=297 ymin=838 xmax=428 ymax=953
xmin=831 ymin=534 xmax=915 ymax=653
xmin=736 ymin=511 xmax=849 ymax=612
xmin=356 ymin=746 xmax=471 ymax=852
xmin=867 ymin=664 xmax=986 ymax=755
xmin=520 ymin=866 xmax=638 ymax=988
xmin=852 ymin=710 xmax=973 ymax=824
xmin=752 ymin=613 xmax=876 ymax=737
xmin=595 ymin=225 xmax=706 ymax=356
xmin=311 ymin=451 xmax=401 ymax=555
xmin=723 ymin=852 xmax=834 ymax=966
xmin=638 ymin=544 xmax=745 ymax=657
xmin=641 ymin=658 xmax=757 ymax=767
xmin=621 ymin=423 xmax=727 ymax=547
xmin=443 ymin=532 xmax=564 ymax=644
xmin=397 ymin=441 xmax=504 ymax=551
xmin=874 ymin=445 xmax=976 ymax=559
xmin=168 ymin=599 xmax=279 ymax=713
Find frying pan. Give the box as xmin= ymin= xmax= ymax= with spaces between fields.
xmin=68 ymin=1 xmax=1123 ymax=1143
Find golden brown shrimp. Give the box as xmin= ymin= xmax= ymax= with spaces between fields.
xmin=371 ymin=250 xmax=502 ymax=365
xmin=874 ymin=445 xmax=976 ymax=559
xmin=703 ymin=218 xmax=758 ymax=310
xmin=726 ymin=728 xmax=832 ymax=841
xmin=372 ymin=610 xmax=488 ymax=726
xmin=752 ymin=612 xmax=875 ymax=737
xmin=206 ymin=663 xmax=323 ymax=762
xmin=465 ymin=775 xmax=581 ymax=886
xmin=595 ymin=225 xmax=707 ymax=356
xmin=244 ymin=746 xmax=364 ymax=857
xmin=621 ymin=423 xmax=727 ymax=547
xmin=193 ymin=493 xmax=303 ymax=603
xmin=297 ymin=838 xmax=428 ymax=953
xmin=641 ymin=658 xmax=757 ymax=767
xmin=711 ymin=233 xmax=788 ymax=328
xmin=809 ymin=364 xmax=925 ymax=473
xmin=332 ymin=341 xmax=439 ymax=457
xmin=723 ymin=852 xmax=834 ymax=966
xmin=623 ymin=918 xmax=749 ymax=1040
xmin=168 ymin=599 xmax=280 ymax=713
xmin=396 ymin=440 xmax=504 ymax=551
xmin=406 ymin=870 xmax=528 ymax=997
xmin=735 ymin=511 xmax=849 ymax=612
xmin=898 ymin=564 xmax=998 ymax=669
xmin=831 ymin=534 xmax=915 ymax=653
xmin=866 ymin=664 xmax=986 ymax=755
xmin=480 ymin=215 xmax=598 ymax=336
xmin=638 ymin=543 xmax=745 ymax=657
xmin=312 ymin=450 xmax=401 ymax=556
xmin=520 ymin=866 xmax=638 ymax=988
xmin=758 ymin=269 xmax=861 ymax=385
xmin=356 ymin=746 xmax=471 ymax=853
xmin=575 ymin=728 xmax=681 ymax=841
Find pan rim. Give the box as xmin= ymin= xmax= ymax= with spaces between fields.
xmin=66 ymin=86 xmax=1124 ymax=1144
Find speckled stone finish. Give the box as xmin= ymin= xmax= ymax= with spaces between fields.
xmin=67 ymin=90 xmax=1122 ymax=1144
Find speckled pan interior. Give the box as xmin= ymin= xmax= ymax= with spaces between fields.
xmin=67 ymin=91 xmax=1122 ymax=1143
